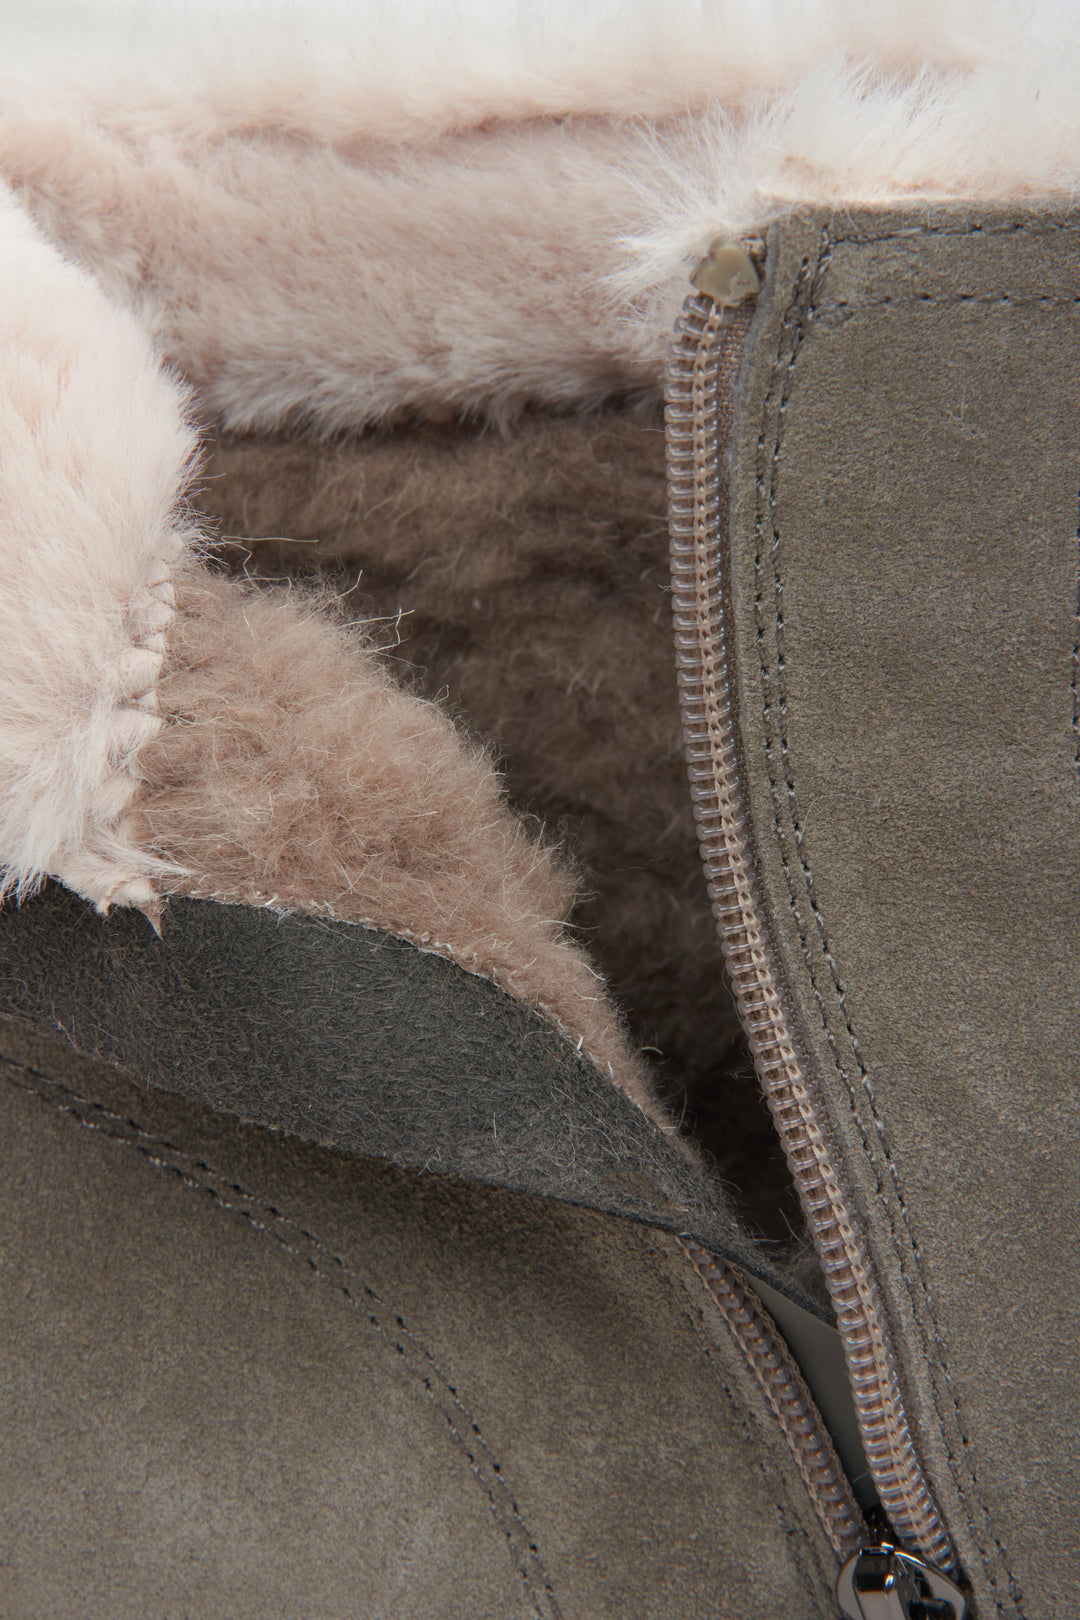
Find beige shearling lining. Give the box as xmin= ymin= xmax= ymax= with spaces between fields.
xmin=194 ymin=415 xmax=808 ymax=1221
xmin=3 ymin=5 xmax=1080 ymax=437
xmin=3 ymin=0 xmax=1080 ymax=1092
xmin=133 ymin=570 xmax=656 ymax=1114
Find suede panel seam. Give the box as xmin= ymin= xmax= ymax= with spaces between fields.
xmin=828 ymin=220 xmax=1080 ymax=244
xmin=3 ymin=1058 xmax=563 ymax=1620
xmin=811 ymin=293 xmax=1080 ymax=311
xmin=1072 ymin=491 xmax=1080 ymax=786
xmin=754 ymin=218 xmax=1041 ymax=1615
xmin=670 ymin=1254 xmax=836 ymax=1614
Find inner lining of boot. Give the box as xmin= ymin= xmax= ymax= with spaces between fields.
xmin=192 ymin=406 xmax=804 ymax=1248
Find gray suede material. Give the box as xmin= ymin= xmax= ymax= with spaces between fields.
xmin=0 ymin=1031 xmax=839 ymax=1618
xmin=729 ymin=204 xmax=1080 ymax=1617
xmin=0 ymin=884 xmax=804 ymax=1303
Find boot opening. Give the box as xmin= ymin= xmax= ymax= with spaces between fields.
xmin=189 ymin=405 xmax=805 ymax=1250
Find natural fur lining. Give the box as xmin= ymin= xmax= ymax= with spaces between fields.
xmin=132 ymin=569 xmax=658 ymax=1118
xmin=193 ymin=413 xmax=728 ymax=1096
xmin=0 ymin=181 xmax=197 ymax=912
xmin=4 ymin=5 xmax=1078 ymax=1112
xmin=4 ymin=8 xmax=1080 ymax=434
xmin=196 ymin=414 xmax=806 ymax=1233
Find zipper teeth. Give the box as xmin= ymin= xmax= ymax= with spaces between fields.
xmin=664 ymin=291 xmax=957 ymax=1572
xmin=680 ymin=1239 xmax=865 ymax=1559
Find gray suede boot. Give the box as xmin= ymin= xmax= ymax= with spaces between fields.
xmin=0 ymin=888 xmax=854 ymax=1619
xmin=6 ymin=202 xmax=1075 ymax=1618
xmin=663 ymin=204 xmax=1080 ymax=1617
xmin=1 ymin=18 xmax=1079 ymax=1617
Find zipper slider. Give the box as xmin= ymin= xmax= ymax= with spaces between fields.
xmin=689 ymin=238 xmax=761 ymax=306
xmin=837 ymin=1543 xmax=969 ymax=1619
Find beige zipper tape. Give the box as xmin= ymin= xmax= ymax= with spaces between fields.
xmin=664 ymin=241 xmax=957 ymax=1574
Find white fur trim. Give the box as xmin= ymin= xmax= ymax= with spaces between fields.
xmin=0 ymin=1 xmax=1078 ymax=904
xmin=0 ymin=183 xmax=197 ymax=910
xmin=0 ymin=4 xmax=1078 ymax=435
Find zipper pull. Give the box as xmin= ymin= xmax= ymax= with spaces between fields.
xmin=836 ymin=1543 xmax=969 ymax=1619
xmin=689 ymin=237 xmax=761 ymax=306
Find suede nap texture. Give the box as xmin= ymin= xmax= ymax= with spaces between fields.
xmin=728 ymin=203 xmax=1080 ymax=1618
xmin=0 ymin=883 xmax=814 ymax=1306
xmin=0 ymin=1033 xmax=842 ymax=1619
xmin=191 ymin=411 xmax=797 ymax=1239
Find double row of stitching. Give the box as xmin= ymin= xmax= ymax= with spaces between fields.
xmin=1 ymin=1056 xmax=563 ymax=1620
xmin=753 ymin=219 xmax=1028 ymax=1614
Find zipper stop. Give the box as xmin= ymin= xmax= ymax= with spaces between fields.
xmin=690 ymin=237 xmax=762 ymax=305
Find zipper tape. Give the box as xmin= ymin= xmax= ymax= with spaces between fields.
xmin=664 ymin=242 xmax=958 ymax=1575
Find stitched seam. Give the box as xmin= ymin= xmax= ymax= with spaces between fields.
xmin=763 ymin=224 xmax=1025 ymax=1614
xmin=828 ymin=220 xmax=1080 ymax=244
xmin=816 ymin=284 xmax=1080 ymax=804
xmin=3 ymin=1060 xmax=562 ymax=1620
xmin=83 ymin=520 xmax=193 ymax=909
xmin=755 ymin=219 xmax=1028 ymax=1614
xmin=1073 ymin=488 xmax=1080 ymax=785
xmin=678 ymin=1272 xmax=842 ymax=1610
xmin=818 ymin=293 xmax=1080 ymax=311
xmin=680 ymin=1294 xmax=834 ymax=1613
xmin=0 ymin=998 xmax=696 ymax=1258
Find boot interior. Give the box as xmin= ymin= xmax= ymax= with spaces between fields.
xmin=190 ymin=405 xmax=803 ymax=1247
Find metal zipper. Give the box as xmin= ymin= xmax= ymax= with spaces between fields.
xmin=836 ymin=1541 xmax=969 ymax=1619
xmin=680 ymin=1239 xmax=865 ymax=1560
xmin=680 ymin=1250 xmax=970 ymax=1620
xmin=663 ymin=240 xmax=959 ymax=1578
